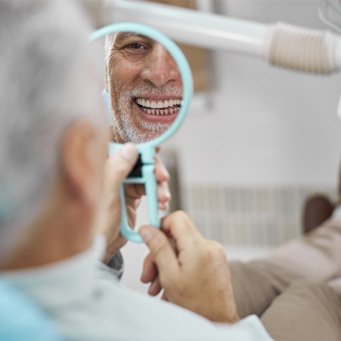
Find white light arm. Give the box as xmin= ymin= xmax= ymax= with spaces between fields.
xmin=103 ymin=0 xmax=341 ymax=74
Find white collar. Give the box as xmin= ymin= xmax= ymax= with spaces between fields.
xmin=0 ymin=234 xmax=106 ymax=308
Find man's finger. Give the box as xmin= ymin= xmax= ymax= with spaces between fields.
xmin=124 ymin=183 xmax=145 ymax=200
xmin=155 ymin=155 xmax=169 ymax=183
xmin=158 ymin=181 xmax=171 ymax=203
xmin=106 ymin=143 xmax=138 ymax=191
xmin=161 ymin=211 xmax=204 ymax=248
xmin=141 ymin=252 xmax=158 ymax=284
xmin=148 ymin=277 xmax=162 ymax=296
xmin=139 ymin=226 xmax=179 ymax=281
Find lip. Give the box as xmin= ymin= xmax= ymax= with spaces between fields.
xmin=135 ymin=96 xmax=183 ymax=101
xmin=133 ymin=100 xmax=179 ymax=125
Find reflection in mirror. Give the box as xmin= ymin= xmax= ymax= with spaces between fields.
xmin=104 ymin=32 xmax=183 ymax=143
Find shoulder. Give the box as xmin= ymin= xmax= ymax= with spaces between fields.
xmin=93 ymin=272 xmax=272 ymax=341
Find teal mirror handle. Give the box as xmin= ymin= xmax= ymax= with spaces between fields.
xmin=110 ymin=143 xmax=160 ymax=243
xmin=119 ymin=165 xmax=159 ymax=243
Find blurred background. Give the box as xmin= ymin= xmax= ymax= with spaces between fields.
xmin=162 ymin=0 xmax=341 ymax=245
xmin=95 ymin=0 xmax=341 ymax=290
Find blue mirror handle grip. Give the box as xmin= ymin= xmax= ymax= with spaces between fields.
xmin=119 ymin=166 xmax=159 ymax=243
xmin=143 ymin=165 xmax=160 ymax=228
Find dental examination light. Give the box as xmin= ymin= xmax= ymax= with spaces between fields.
xmin=92 ymin=0 xmax=341 ymax=75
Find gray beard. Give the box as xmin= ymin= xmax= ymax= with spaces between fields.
xmin=113 ymin=83 xmax=182 ymax=143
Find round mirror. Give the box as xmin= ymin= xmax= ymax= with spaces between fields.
xmin=106 ymin=32 xmax=183 ymax=144
xmin=91 ymin=23 xmax=193 ymax=242
xmin=91 ymin=23 xmax=192 ymax=148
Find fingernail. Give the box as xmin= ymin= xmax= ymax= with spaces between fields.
xmin=140 ymin=227 xmax=153 ymax=242
xmin=121 ymin=143 xmax=135 ymax=161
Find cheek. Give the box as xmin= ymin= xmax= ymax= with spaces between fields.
xmin=111 ymin=62 xmax=142 ymax=91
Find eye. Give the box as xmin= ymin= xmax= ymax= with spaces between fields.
xmin=124 ymin=42 xmax=148 ymax=51
xmin=113 ymin=36 xmax=152 ymax=59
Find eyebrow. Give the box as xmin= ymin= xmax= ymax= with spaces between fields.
xmin=115 ymin=32 xmax=151 ymax=44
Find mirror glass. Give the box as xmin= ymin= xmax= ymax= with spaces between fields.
xmin=104 ymin=32 xmax=183 ymax=144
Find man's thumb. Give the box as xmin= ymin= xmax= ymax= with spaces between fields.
xmin=139 ymin=226 xmax=179 ymax=278
xmin=107 ymin=143 xmax=138 ymax=184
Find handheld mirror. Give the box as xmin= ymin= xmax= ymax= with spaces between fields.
xmin=91 ymin=23 xmax=193 ymax=243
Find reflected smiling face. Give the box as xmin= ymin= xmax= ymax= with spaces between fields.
xmin=107 ymin=33 xmax=183 ymax=143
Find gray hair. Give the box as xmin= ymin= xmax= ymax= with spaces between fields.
xmin=0 ymin=0 xmax=104 ymax=256
xmin=104 ymin=34 xmax=117 ymax=65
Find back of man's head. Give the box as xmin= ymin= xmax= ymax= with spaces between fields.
xmin=0 ymin=1 xmax=104 ymax=257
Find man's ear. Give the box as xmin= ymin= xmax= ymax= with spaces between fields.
xmin=60 ymin=120 xmax=100 ymax=205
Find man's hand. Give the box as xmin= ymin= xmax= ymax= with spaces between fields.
xmin=96 ymin=144 xmax=171 ymax=263
xmin=95 ymin=143 xmax=138 ymax=261
xmin=124 ymin=154 xmax=171 ymax=226
xmin=139 ymin=211 xmax=240 ymax=324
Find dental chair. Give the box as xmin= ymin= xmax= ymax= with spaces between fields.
xmin=302 ymin=164 xmax=341 ymax=234
xmin=302 ymin=194 xmax=334 ymax=234
xmin=0 ymin=280 xmax=61 ymax=341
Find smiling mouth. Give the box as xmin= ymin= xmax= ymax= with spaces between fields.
xmin=134 ymin=97 xmax=182 ymax=115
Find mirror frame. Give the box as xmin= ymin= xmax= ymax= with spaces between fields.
xmin=90 ymin=22 xmax=193 ymax=147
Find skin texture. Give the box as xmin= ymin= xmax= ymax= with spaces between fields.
xmin=139 ymin=211 xmax=241 ymax=324
xmin=107 ymin=33 xmax=183 ymax=143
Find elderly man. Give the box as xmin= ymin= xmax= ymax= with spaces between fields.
xmin=99 ymin=5 xmax=341 ymax=341
xmin=0 ymin=1 xmax=272 ymax=340
xmin=106 ymin=32 xmax=182 ymax=143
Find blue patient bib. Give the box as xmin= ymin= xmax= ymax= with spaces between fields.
xmin=0 ymin=280 xmax=61 ymax=341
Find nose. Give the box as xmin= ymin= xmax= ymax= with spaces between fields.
xmin=141 ymin=45 xmax=181 ymax=88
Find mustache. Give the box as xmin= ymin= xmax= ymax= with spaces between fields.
xmin=125 ymin=83 xmax=183 ymax=98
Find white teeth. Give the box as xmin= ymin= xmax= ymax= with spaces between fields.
xmin=140 ymin=106 xmax=181 ymax=116
xmin=136 ymin=97 xmax=182 ymax=110
xmin=136 ymin=98 xmax=145 ymax=107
